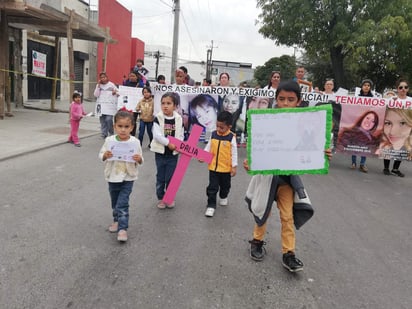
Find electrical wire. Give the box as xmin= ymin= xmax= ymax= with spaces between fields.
xmin=158 ymin=0 xmax=173 ymax=9
xmin=180 ymin=11 xmax=203 ymax=61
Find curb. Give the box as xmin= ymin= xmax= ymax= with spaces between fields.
xmin=0 ymin=132 xmax=100 ymax=162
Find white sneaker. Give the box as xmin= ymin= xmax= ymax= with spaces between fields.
xmin=220 ymin=198 xmax=228 ymax=206
xmin=205 ymin=207 xmax=215 ymax=217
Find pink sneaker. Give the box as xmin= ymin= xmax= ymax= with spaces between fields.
xmin=157 ymin=200 xmax=166 ymax=209
xmin=108 ymin=222 xmax=118 ymax=233
xmin=117 ymin=230 xmax=128 ymax=242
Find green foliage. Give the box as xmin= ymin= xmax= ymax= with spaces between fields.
xmin=256 ymin=0 xmax=412 ymax=91
xmin=253 ymin=55 xmax=296 ymax=87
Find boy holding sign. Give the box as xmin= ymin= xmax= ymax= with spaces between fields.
xmin=243 ymin=81 xmax=332 ymax=272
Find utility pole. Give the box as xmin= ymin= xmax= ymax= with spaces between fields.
xmin=170 ymin=0 xmax=180 ymax=83
xmin=206 ymin=40 xmax=216 ymax=81
xmin=206 ymin=49 xmax=211 ymax=80
xmin=155 ymin=50 xmax=160 ymax=79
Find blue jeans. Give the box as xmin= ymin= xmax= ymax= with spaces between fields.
xmin=100 ymin=115 xmax=113 ymax=138
xmin=138 ymin=121 xmax=153 ymax=146
xmin=155 ymin=153 xmax=178 ymax=200
xmin=108 ymin=181 xmax=134 ymax=231
xmin=352 ymin=155 xmax=366 ymax=166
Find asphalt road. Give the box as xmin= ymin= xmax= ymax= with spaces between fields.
xmin=1 ymin=135 xmax=411 ymax=309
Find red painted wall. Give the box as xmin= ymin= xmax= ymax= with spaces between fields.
xmin=131 ymin=38 xmax=145 ymax=70
xmin=97 ymin=0 xmax=144 ymax=85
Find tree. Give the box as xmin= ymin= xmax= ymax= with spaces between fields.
xmin=256 ymin=0 xmax=412 ymax=90
xmin=254 ymin=55 xmax=296 ymax=87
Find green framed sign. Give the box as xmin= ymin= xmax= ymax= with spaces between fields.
xmin=246 ymin=105 xmax=332 ymax=175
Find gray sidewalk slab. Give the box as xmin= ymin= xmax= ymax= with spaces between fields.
xmin=0 ymin=101 xmax=100 ymax=161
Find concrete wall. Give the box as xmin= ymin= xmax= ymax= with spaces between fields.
xmin=97 ymin=0 xmax=133 ymax=85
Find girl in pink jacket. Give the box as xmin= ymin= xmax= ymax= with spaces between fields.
xmin=68 ymin=92 xmax=87 ymax=147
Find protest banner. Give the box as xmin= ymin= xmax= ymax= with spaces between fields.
xmin=152 ymin=85 xmax=412 ymax=161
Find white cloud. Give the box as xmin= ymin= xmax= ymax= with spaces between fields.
xmin=90 ymin=0 xmax=294 ymax=67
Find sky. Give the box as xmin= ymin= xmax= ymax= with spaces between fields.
xmin=89 ymin=0 xmax=295 ymax=68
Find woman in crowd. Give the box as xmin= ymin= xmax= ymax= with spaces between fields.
xmin=350 ymin=79 xmax=375 ymax=172
xmin=122 ymin=71 xmax=145 ymax=137
xmin=380 ymin=79 xmax=412 ymax=177
xmin=218 ymin=73 xmax=231 ymax=112
xmin=264 ymin=71 xmax=281 ymax=90
xmin=323 ymin=78 xmax=335 ymax=95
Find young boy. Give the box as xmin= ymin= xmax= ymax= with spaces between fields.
xmin=243 ymin=80 xmax=332 ymax=272
xmin=202 ymin=111 xmax=238 ymax=217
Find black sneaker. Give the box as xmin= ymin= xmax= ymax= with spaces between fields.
xmin=282 ymin=251 xmax=303 ymax=272
xmin=383 ymin=168 xmax=391 ymax=175
xmin=249 ymin=239 xmax=266 ymax=261
xmin=391 ymin=169 xmax=405 ymax=177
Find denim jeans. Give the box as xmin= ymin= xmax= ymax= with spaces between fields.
xmin=155 ymin=153 xmax=178 ymax=200
xmin=138 ymin=121 xmax=153 ymax=146
xmin=352 ymin=155 xmax=366 ymax=166
xmin=100 ymin=114 xmax=114 ymax=138
xmin=108 ymin=181 xmax=134 ymax=231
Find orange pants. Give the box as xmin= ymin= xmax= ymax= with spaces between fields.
xmin=253 ymin=184 xmax=295 ymax=254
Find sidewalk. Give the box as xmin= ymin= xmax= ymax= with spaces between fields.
xmin=0 ymin=99 xmax=100 ymax=161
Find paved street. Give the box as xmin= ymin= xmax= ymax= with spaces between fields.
xmin=1 ymin=122 xmax=412 ymax=308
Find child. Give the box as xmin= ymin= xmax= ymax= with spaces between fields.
xmin=68 ymin=92 xmax=87 ymax=147
xmin=136 ymin=86 xmax=154 ymax=147
xmin=175 ymin=68 xmax=186 ymax=85
xmin=94 ymin=72 xmax=118 ymax=139
xmin=150 ymin=92 xmax=184 ymax=209
xmin=133 ymin=58 xmax=149 ymax=77
xmin=202 ymin=111 xmax=238 ymax=217
xmin=243 ymin=80 xmax=332 ymax=272
xmin=98 ymin=110 xmax=143 ymax=242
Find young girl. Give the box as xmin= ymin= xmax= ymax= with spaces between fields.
xmin=68 ymin=92 xmax=87 ymax=147
xmin=98 ymin=110 xmax=143 ymax=242
xmin=150 ymin=92 xmax=184 ymax=209
xmin=136 ymin=86 xmax=154 ymax=147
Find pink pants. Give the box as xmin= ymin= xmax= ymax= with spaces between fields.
xmin=69 ymin=119 xmax=80 ymax=144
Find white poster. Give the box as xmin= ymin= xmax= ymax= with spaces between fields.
xmin=117 ymin=85 xmax=144 ymax=111
xmin=32 ymin=50 xmax=47 ymax=77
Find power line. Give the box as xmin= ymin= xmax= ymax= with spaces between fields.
xmin=158 ymin=0 xmax=173 ymax=9
xmin=134 ymin=12 xmax=172 ymax=19
xmin=180 ymin=11 xmax=203 ymax=61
